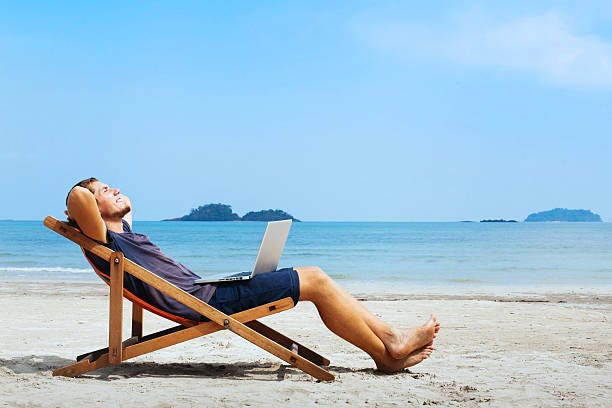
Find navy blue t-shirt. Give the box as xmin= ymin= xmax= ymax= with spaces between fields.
xmin=86 ymin=220 xmax=216 ymax=321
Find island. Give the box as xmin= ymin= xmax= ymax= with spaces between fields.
xmin=480 ymin=219 xmax=517 ymax=223
xmin=242 ymin=210 xmax=299 ymax=222
xmin=165 ymin=203 xmax=300 ymax=222
xmin=524 ymin=208 xmax=602 ymax=222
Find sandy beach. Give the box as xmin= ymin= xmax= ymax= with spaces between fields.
xmin=0 ymin=281 xmax=610 ymax=407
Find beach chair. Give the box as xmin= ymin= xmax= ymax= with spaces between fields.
xmin=43 ymin=216 xmax=334 ymax=381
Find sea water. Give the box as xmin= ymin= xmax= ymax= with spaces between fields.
xmin=1 ymin=220 xmax=611 ymax=291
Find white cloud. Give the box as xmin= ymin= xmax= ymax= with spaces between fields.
xmin=358 ymin=10 xmax=612 ymax=87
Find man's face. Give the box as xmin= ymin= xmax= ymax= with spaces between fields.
xmin=90 ymin=181 xmax=131 ymax=220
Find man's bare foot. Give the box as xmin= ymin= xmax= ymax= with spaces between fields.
xmin=376 ymin=344 xmax=435 ymax=373
xmin=384 ymin=315 xmax=439 ymax=359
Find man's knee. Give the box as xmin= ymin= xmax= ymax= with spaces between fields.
xmin=295 ymin=266 xmax=331 ymax=300
xmin=296 ymin=265 xmax=327 ymax=281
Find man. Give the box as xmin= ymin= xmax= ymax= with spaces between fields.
xmin=65 ymin=177 xmax=439 ymax=373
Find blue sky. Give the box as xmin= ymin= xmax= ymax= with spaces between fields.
xmin=1 ymin=1 xmax=611 ymax=221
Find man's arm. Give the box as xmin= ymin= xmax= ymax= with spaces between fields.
xmin=65 ymin=186 xmax=108 ymax=242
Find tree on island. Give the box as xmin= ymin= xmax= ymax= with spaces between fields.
xmin=242 ymin=209 xmax=299 ymax=222
xmin=169 ymin=203 xmax=240 ymax=221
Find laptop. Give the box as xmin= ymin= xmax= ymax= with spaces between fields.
xmin=194 ymin=219 xmax=292 ymax=284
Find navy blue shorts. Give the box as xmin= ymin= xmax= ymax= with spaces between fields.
xmin=205 ymin=267 xmax=300 ymax=318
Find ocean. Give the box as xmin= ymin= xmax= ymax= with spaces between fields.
xmin=1 ymin=220 xmax=611 ymax=291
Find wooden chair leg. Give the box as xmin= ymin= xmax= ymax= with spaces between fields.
xmin=108 ymin=252 xmax=124 ymax=365
xmin=131 ymin=303 xmax=143 ymax=338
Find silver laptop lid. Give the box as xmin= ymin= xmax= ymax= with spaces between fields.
xmin=251 ymin=219 xmax=292 ymax=275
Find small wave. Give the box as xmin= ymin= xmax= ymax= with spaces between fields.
xmin=329 ymin=274 xmax=351 ymax=280
xmin=0 ymin=267 xmax=91 ymax=274
xmin=445 ymin=278 xmax=487 ymax=283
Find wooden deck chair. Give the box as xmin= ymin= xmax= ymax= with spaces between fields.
xmin=43 ymin=216 xmax=334 ymax=381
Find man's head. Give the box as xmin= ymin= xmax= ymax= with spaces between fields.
xmin=66 ymin=177 xmax=131 ymax=224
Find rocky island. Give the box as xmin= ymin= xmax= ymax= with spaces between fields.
xmin=524 ymin=208 xmax=602 ymax=222
xmin=165 ymin=203 xmax=300 ymax=222
xmin=241 ymin=209 xmax=299 ymax=222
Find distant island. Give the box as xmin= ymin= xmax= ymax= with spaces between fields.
xmin=524 ymin=208 xmax=602 ymax=222
xmin=242 ymin=210 xmax=299 ymax=222
xmin=165 ymin=203 xmax=300 ymax=222
xmin=480 ymin=219 xmax=517 ymax=223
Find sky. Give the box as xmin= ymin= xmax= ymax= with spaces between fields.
xmin=1 ymin=1 xmax=611 ymax=222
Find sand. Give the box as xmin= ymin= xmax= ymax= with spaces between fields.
xmin=0 ymin=281 xmax=610 ymax=407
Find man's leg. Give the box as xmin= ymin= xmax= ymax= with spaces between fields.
xmin=296 ymin=266 xmax=439 ymax=372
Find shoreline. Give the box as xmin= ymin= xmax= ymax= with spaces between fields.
xmin=3 ymin=279 xmax=611 ymax=302
xmin=1 ymin=281 xmax=610 ymax=407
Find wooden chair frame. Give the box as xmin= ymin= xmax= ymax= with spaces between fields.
xmin=44 ymin=216 xmax=334 ymax=381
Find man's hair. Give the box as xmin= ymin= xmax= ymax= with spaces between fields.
xmin=65 ymin=177 xmax=98 ymax=206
